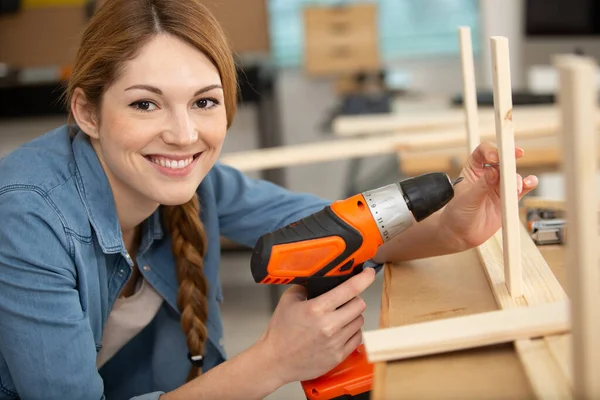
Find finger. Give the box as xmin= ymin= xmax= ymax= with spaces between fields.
xmin=518 ymin=175 xmax=539 ymax=199
xmin=515 ymin=147 xmax=524 ymax=159
xmin=469 ymin=141 xmax=498 ymax=166
xmin=470 ymin=142 xmax=524 ymax=166
xmin=278 ymin=285 xmax=308 ymax=307
xmin=337 ymin=314 xmax=365 ymax=345
xmin=463 ymin=165 xmax=499 ymax=205
xmin=313 ymin=268 xmax=375 ymax=312
xmin=330 ymin=296 xmax=367 ymax=330
xmin=517 ymin=174 xmax=524 ymax=195
xmin=342 ymin=329 xmax=364 ymax=357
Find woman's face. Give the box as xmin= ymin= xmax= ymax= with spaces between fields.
xmin=91 ymin=34 xmax=227 ymax=207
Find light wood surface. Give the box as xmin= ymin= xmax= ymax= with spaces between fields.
xmin=303 ymin=3 xmax=380 ymax=76
xmin=372 ymin=242 xmax=569 ymax=399
xmin=219 ymin=116 xmax=570 ymax=173
xmin=364 ymin=300 xmax=569 ymax=363
xmin=491 ymin=36 xmax=522 ymax=297
xmin=557 ymin=55 xmax=600 ymax=399
xmin=476 ymin=224 xmax=571 ymax=398
xmin=396 ymin=136 xmax=573 ymax=177
xmin=459 ymin=26 xmax=480 ymax=152
xmin=331 ymin=104 xmax=556 ymax=137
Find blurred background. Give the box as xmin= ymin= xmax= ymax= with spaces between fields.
xmin=1 ymin=0 xmax=599 ymax=398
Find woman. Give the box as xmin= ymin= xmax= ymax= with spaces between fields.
xmin=0 ymin=0 xmax=538 ymax=399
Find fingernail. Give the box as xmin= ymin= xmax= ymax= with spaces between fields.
xmin=524 ymin=176 xmax=538 ymax=187
xmin=488 ymin=153 xmax=499 ymax=163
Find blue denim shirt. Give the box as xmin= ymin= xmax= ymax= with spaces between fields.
xmin=0 ymin=126 xmax=330 ymax=400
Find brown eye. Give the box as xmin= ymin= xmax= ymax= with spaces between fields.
xmin=195 ymin=98 xmax=218 ymax=110
xmin=129 ymin=100 xmax=158 ymax=112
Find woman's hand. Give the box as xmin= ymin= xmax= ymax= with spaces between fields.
xmin=257 ymin=267 xmax=376 ymax=385
xmin=438 ymin=141 xmax=539 ymax=251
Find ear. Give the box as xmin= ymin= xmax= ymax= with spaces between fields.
xmin=71 ymin=88 xmax=100 ymax=139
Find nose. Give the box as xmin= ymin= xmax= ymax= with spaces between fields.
xmin=161 ymin=110 xmax=198 ymax=147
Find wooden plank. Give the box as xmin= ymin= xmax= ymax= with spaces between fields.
xmin=397 ymin=136 xmax=575 ymax=177
xmin=476 ymin=224 xmax=572 ymax=398
xmin=491 ymin=36 xmax=522 ymax=297
xmin=556 ymin=54 xmax=600 ymax=399
xmin=375 ymin=249 xmax=536 ymax=399
xmin=371 ymin=265 xmax=393 ymax=400
xmin=545 ymin=334 xmax=573 ymax=386
xmin=219 ymin=117 xmax=565 ymax=172
xmin=331 ymin=104 xmax=562 ymax=137
xmin=459 ymin=26 xmax=480 ymax=152
xmin=514 ymin=339 xmax=573 ymax=399
xmin=363 ymin=301 xmax=569 ymax=363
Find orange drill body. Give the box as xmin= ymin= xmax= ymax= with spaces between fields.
xmin=253 ymin=193 xmax=383 ymax=284
xmin=250 ymin=172 xmax=458 ymax=400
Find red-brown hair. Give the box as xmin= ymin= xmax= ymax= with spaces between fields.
xmin=65 ymin=0 xmax=237 ymax=381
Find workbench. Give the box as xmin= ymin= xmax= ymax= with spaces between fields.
xmin=373 ymin=242 xmax=566 ymax=399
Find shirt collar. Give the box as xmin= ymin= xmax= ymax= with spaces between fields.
xmin=72 ymin=128 xmax=162 ymax=255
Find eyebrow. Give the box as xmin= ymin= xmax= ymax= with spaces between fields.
xmin=124 ymin=84 xmax=223 ymax=96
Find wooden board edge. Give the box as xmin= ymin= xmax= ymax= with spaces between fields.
xmin=515 ymin=338 xmax=573 ymax=399
xmin=476 ymin=222 xmax=571 ymax=399
xmin=370 ymin=362 xmax=388 ymax=400
xmin=363 ymin=301 xmax=569 ymax=363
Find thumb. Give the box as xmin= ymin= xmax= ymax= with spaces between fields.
xmin=278 ymin=285 xmax=308 ymax=306
xmin=468 ymin=167 xmax=499 ymax=203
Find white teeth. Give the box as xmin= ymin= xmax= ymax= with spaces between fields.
xmin=149 ymin=156 xmax=194 ymax=170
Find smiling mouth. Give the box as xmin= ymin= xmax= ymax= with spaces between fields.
xmin=145 ymin=152 xmax=202 ymax=170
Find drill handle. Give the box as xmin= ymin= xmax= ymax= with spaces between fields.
xmin=305 ymin=261 xmax=383 ymax=300
xmin=305 ymin=273 xmax=360 ymax=300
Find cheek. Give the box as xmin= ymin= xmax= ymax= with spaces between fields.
xmin=198 ymin=113 xmax=227 ymax=148
xmin=100 ymin=112 xmax=156 ymax=154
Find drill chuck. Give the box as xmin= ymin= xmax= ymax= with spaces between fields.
xmin=362 ymin=172 xmax=455 ymax=243
xmin=399 ymin=172 xmax=455 ymax=221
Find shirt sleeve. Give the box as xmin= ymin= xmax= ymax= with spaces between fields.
xmin=0 ymin=190 xmax=164 ymax=400
xmin=0 ymin=189 xmax=106 ymax=399
xmin=211 ymin=162 xmax=332 ymax=247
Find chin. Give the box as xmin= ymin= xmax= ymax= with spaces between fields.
xmin=151 ymin=188 xmax=198 ymax=207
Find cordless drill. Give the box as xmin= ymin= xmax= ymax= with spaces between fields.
xmin=250 ymin=172 xmax=462 ymax=400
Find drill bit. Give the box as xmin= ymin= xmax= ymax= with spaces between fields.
xmin=482 ymin=163 xmax=500 ymax=168
xmin=452 ymin=177 xmax=464 ymax=186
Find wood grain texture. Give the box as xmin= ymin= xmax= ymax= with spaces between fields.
xmin=459 ymin=26 xmax=480 ymax=152
xmin=376 ymin=250 xmax=534 ymax=398
xmin=514 ymin=339 xmax=573 ymax=399
xmin=476 ymin=224 xmax=571 ymax=398
xmin=371 ymin=265 xmax=393 ymax=400
xmin=363 ymin=301 xmax=569 ymax=363
xmin=556 ymin=55 xmax=600 ymax=399
xmin=545 ymin=334 xmax=573 ymax=386
xmin=490 ymin=36 xmax=522 ymax=297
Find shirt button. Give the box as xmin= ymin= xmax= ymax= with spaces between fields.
xmin=118 ymin=269 xmax=125 ymax=277
xmin=142 ymin=265 xmax=150 ymax=272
